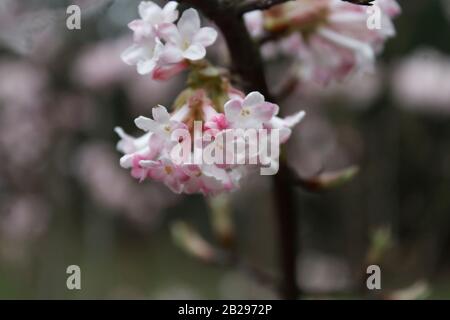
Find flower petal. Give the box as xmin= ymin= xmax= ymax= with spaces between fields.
xmin=165 ymin=176 xmax=184 ymax=193
xmin=183 ymin=44 xmax=206 ymax=61
xmin=139 ymin=159 xmax=159 ymax=168
xmin=252 ymin=102 xmax=279 ymax=122
xmin=128 ymin=19 xmax=153 ymax=42
xmin=121 ymin=44 xmax=144 ymax=65
xmin=137 ymin=59 xmax=157 ymax=75
xmin=152 ymin=105 xmax=170 ymax=123
xmin=193 ymin=27 xmax=218 ymax=47
xmin=162 ymin=1 xmax=179 ymax=22
xmin=278 ymin=127 xmax=292 ymax=144
xmin=224 ymin=99 xmax=243 ymax=122
xmin=243 ymin=91 xmax=265 ymax=107
xmin=160 ymin=43 xmax=184 ymax=64
xmin=135 ymin=116 xmax=158 ymax=132
xmin=139 ymin=1 xmax=161 ymax=21
xmin=178 ymin=8 xmax=200 ymax=41
xmin=158 ymin=23 xmax=181 ymax=46
xmin=283 ymin=111 xmax=305 ymax=128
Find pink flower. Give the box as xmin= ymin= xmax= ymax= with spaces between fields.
xmin=182 ymin=164 xmax=236 ymax=195
xmin=247 ymin=0 xmax=401 ymax=85
xmin=152 ymin=60 xmax=189 ymax=81
xmin=114 ymin=128 xmax=161 ymax=171
xmin=392 ymin=50 xmax=450 ymax=113
xmin=116 ymin=92 xmax=305 ymax=195
xmin=224 ymin=92 xmax=279 ymax=129
xmin=204 ymin=113 xmax=229 ymax=131
xmin=140 ymin=158 xmax=188 ymax=193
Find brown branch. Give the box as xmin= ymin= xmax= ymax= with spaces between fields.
xmin=173 ymin=0 xmax=300 ymax=299
xmin=239 ymin=0 xmax=374 ymax=17
xmin=342 ymin=0 xmax=375 ymax=6
xmin=238 ymin=0 xmax=294 ymax=15
xmin=172 ymin=220 xmax=279 ymax=292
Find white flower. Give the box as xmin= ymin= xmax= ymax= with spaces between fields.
xmin=114 ymin=128 xmax=161 ymax=170
xmin=134 ymin=105 xmax=187 ymax=140
xmin=160 ymin=8 xmax=218 ymax=62
xmin=129 ymin=1 xmax=179 ymax=41
xmin=114 ymin=127 xmax=150 ymax=155
xmin=244 ymin=10 xmax=264 ymax=37
xmin=121 ymin=37 xmax=164 ymax=75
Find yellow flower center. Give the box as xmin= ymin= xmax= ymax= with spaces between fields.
xmin=240 ymin=108 xmax=251 ymax=117
xmin=164 ymin=166 xmax=173 ymax=175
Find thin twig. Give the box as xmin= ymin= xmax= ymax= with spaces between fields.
xmin=272 ymin=158 xmax=300 ymax=299
xmin=206 ymin=248 xmax=280 ymax=293
xmin=257 ymin=31 xmax=286 ymax=45
xmin=238 ymin=0 xmax=294 ymax=15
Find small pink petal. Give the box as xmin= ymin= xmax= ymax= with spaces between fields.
xmin=224 ymin=99 xmax=243 ymax=122
xmin=252 ymin=102 xmax=279 ymax=122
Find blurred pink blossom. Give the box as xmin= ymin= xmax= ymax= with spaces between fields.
xmin=73 ymin=37 xmax=136 ymax=89
xmin=392 ymin=49 xmax=450 ymax=114
xmin=0 ymin=60 xmax=48 ymax=106
xmin=0 ymin=195 xmax=50 ymax=262
xmin=76 ymin=142 xmax=177 ymax=226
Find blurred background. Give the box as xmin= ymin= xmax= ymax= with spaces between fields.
xmin=0 ymin=0 xmax=449 ymax=299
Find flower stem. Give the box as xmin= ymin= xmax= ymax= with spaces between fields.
xmin=273 ymin=158 xmax=300 ymax=299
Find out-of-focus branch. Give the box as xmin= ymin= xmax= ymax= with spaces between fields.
xmin=342 ymin=0 xmax=375 ymax=6
xmin=208 ymin=194 xmax=236 ymax=250
xmin=238 ymin=0 xmax=294 ymax=15
xmin=171 ymin=221 xmax=278 ymax=292
xmin=291 ymin=165 xmax=360 ymax=193
xmin=239 ymin=0 xmax=374 ymax=16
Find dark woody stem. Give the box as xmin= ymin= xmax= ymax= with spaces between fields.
xmin=173 ymin=0 xmax=300 ymax=299
xmin=238 ymin=0 xmax=294 ymax=15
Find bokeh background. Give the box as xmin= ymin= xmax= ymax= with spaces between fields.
xmin=0 ymin=0 xmax=449 ymax=299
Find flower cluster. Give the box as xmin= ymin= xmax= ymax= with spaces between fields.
xmin=117 ymin=2 xmax=306 ymax=195
xmin=121 ymin=1 xmax=218 ymax=80
xmin=115 ymin=89 xmax=305 ymax=195
xmin=244 ymin=0 xmax=401 ymax=85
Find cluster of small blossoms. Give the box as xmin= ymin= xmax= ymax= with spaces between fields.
xmin=244 ymin=0 xmax=401 ymax=85
xmin=115 ymin=89 xmax=304 ymax=195
xmin=121 ymin=1 xmax=218 ymax=80
xmin=116 ymin=2 xmax=305 ymax=195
